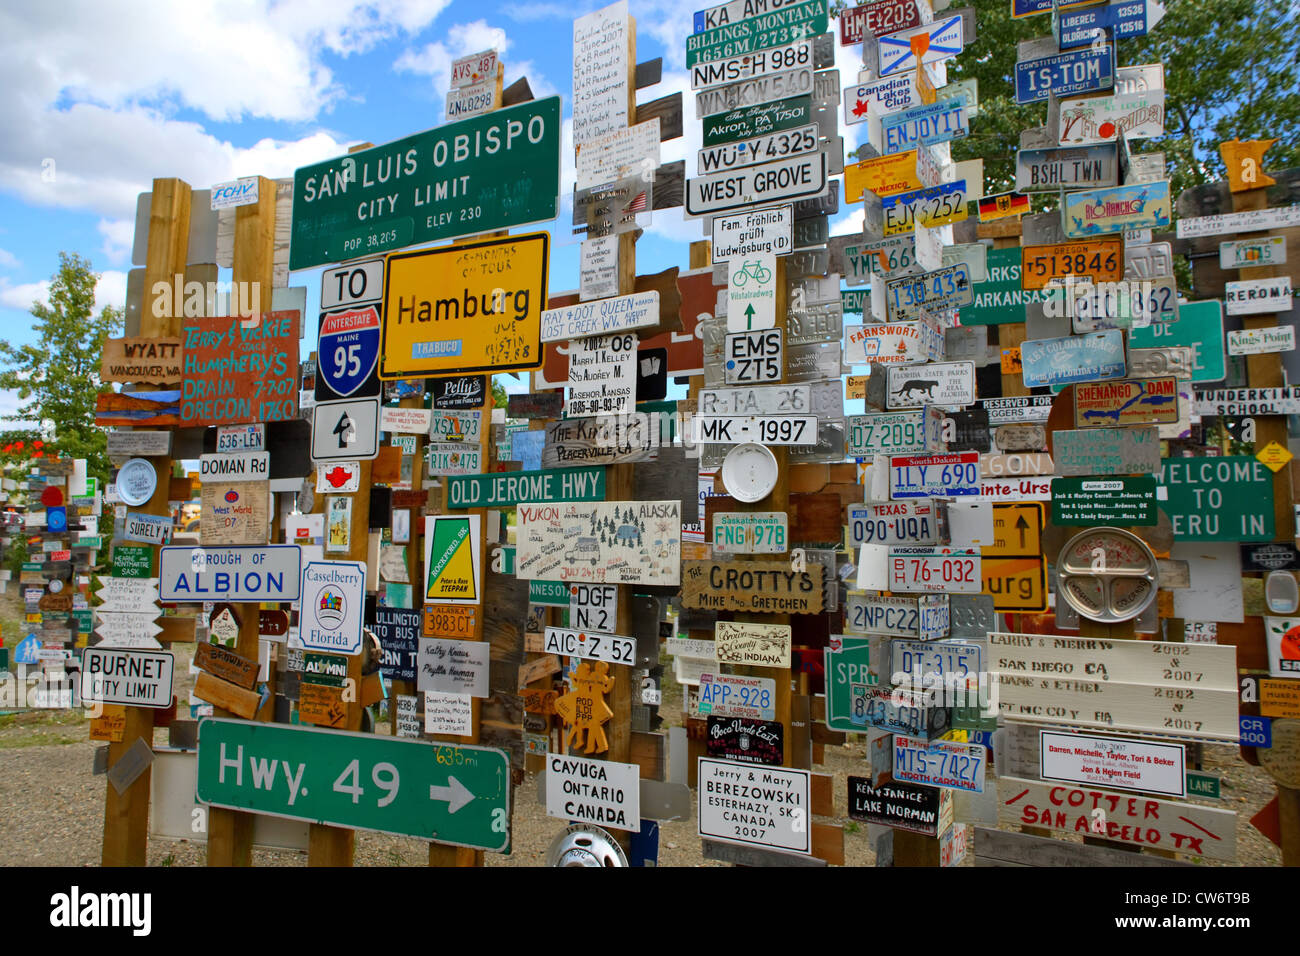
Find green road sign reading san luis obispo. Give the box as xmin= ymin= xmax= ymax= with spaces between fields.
xmin=289 ymin=97 xmax=561 ymax=271
xmin=196 ymin=718 xmax=511 ymax=851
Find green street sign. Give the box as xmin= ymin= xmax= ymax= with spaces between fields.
xmin=1160 ymin=456 xmax=1274 ymax=541
xmin=289 ymin=97 xmax=562 ymax=270
xmin=73 ymin=609 xmax=93 ymax=633
xmin=686 ymin=0 xmax=828 ymax=66
xmin=447 ymin=465 xmax=605 ymax=509
xmin=824 ymin=636 xmax=875 ymax=732
xmin=703 ymin=96 xmax=811 ymax=147
xmin=1127 ymin=300 xmax=1225 ymax=383
xmin=112 ymin=545 xmax=154 ymax=579
xmin=952 ymin=705 xmax=998 ymax=732
xmin=1186 ymin=771 xmax=1221 ymax=800
xmin=303 ymin=652 xmax=348 ymax=688
xmin=842 ymin=289 xmax=869 ymax=314
xmin=529 ymin=580 xmax=569 ymax=605
xmin=1051 ymin=476 xmax=1158 ymax=526
xmin=196 ymin=718 xmax=511 ymax=851
xmin=958 ymin=247 xmax=1049 ymax=326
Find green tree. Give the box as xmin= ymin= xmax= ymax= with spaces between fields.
xmin=0 ymin=252 xmax=123 ymax=488
xmin=490 ymin=376 xmax=509 ymax=410
xmin=942 ymin=0 xmax=1300 ymax=201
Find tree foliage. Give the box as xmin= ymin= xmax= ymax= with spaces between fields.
xmin=0 ymin=252 xmax=122 ymax=487
xmin=941 ymin=0 xmax=1300 ymax=201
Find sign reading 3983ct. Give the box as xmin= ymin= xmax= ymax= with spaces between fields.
xmin=289 ymin=97 xmax=561 ymax=270
xmin=381 ymin=232 xmax=549 ymax=377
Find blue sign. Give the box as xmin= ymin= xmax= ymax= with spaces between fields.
xmin=46 ymin=507 xmax=67 ymax=533
xmin=1240 ymin=715 xmax=1272 ymax=748
xmin=1020 ymin=329 xmax=1126 ymax=388
xmin=1015 ymin=46 xmax=1114 ymax=103
xmin=318 ymin=306 xmax=381 ymax=399
xmin=1058 ymin=0 xmax=1162 ymax=49
xmin=1013 ymin=0 xmax=1108 ymax=17
xmin=14 ymin=634 xmax=41 ymax=665
xmin=880 ymin=95 xmax=970 ymax=154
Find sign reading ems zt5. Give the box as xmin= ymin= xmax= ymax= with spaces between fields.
xmin=381 ymin=233 xmax=549 ymax=377
xmin=289 ymin=97 xmax=561 ymax=270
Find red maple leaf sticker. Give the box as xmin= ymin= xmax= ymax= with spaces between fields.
xmin=325 ymin=466 xmax=353 ymax=488
xmin=852 ymin=99 xmax=870 ymax=117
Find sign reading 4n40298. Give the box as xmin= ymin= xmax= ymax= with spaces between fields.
xmin=290 ymin=97 xmax=561 ymax=271
xmin=381 ymin=232 xmax=548 ymax=377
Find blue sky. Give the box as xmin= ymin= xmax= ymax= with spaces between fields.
xmin=0 ymin=0 xmax=870 ymax=413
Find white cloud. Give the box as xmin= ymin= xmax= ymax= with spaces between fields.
xmin=0 ymin=248 xmax=17 ymax=269
xmin=0 ymin=279 xmax=50 ymax=312
xmin=95 ymin=270 xmax=129 ymax=316
xmin=97 ymin=219 xmax=133 ymax=266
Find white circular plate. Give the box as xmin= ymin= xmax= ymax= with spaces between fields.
xmin=722 ymin=442 xmax=778 ymax=503
xmin=116 ymin=457 xmax=158 ymax=507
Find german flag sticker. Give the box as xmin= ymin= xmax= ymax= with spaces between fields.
xmin=979 ymin=190 xmax=1030 ymax=222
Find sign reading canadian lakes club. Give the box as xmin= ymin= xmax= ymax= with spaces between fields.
xmin=1159 ymin=456 xmax=1275 ymax=541
xmin=289 ymin=97 xmax=561 ymax=270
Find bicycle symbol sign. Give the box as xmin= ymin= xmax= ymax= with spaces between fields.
xmin=727 ymin=251 xmax=778 ymax=333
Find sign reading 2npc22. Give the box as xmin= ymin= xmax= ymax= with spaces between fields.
xmin=381 ymin=233 xmax=549 ymax=377
xmin=289 ymin=97 xmax=562 ymax=271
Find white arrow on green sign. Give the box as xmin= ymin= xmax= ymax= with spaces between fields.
xmin=196 ymin=718 xmax=510 ymax=851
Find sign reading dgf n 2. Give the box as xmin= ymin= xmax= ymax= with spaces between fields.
xmin=290 ymin=97 xmax=561 ymax=270
xmin=381 ymin=233 xmax=549 ymax=377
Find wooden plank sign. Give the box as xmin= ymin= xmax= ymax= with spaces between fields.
xmin=180 ymin=311 xmax=299 ymax=426
xmin=194 ymin=641 xmax=259 ymax=689
xmin=101 ymin=337 xmax=183 ymax=385
xmin=997 ymin=776 xmax=1237 ymax=861
xmin=681 ymin=561 xmax=824 ymax=614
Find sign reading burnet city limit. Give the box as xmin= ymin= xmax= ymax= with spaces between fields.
xmin=289 ymin=97 xmax=562 ymax=271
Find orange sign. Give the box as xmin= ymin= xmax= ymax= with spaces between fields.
xmin=1000 ymin=347 xmax=1022 ymax=375
xmin=845 ymin=150 xmax=932 ymax=200
xmin=423 ymin=604 xmax=477 ymax=638
xmin=1020 ymin=239 xmax=1123 ymax=290
xmin=554 ymin=660 xmax=615 ymax=755
xmin=299 ymin=683 xmax=347 ymax=728
xmin=1262 ymin=679 xmax=1300 ymax=719
xmin=981 ymin=502 xmax=1047 ymax=612
xmin=1220 ymin=138 xmax=1277 ymax=193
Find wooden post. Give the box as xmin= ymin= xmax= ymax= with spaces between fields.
xmin=102 ymin=176 xmax=191 ymax=867
xmin=388 ymin=388 xmax=428 ymax=736
xmin=206 ymin=175 xmax=277 ymax=867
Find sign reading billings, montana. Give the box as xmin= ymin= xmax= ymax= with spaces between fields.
xmin=289 ymin=98 xmax=562 ymax=271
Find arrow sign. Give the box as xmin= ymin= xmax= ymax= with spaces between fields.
xmin=1057 ymin=0 xmax=1164 ymax=49
xmin=94 ymin=576 xmax=160 ymax=612
xmin=429 ymin=776 xmax=476 ymax=814
xmin=94 ymin=611 xmax=163 ymax=646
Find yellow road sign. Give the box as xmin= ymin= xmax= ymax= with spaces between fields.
xmin=381 ymin=231 xmax=549 ymax=378
xmin=982 ymin=502 xmax=1047 ymax=612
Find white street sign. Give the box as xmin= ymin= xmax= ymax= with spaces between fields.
xmin=686 ymin=153 xmax=828 ymax=216
xmin=697 ymin=758 xmax=811 ymax=853
xmin=711 ymin=206 xmax=795 ymax=261
xmin=726 ymin=252 xmax=777 ymax=331
xmin=299 ymin=560 xmax=366 ymax=655
xmin=199 ymin=451 xmax=270 ymax=482
xmin=546 ymin=753 xmax=640 ymax=830
xmin=159 ymin=545 xmax=303 ymax=603
xmin=312 ymin=397 xmax=380 ymax=462
xmin=81 ymin=647 xmax=174 ymax=708
xmin=1225 ymin=277 xmax=1293 ymax=315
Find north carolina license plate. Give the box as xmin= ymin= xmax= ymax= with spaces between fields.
xmin=892 ymin=734 xmax=986 ymax=792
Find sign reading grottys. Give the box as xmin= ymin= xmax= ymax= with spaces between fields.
xmin=289 ymin=97 xmax=562 ymax=270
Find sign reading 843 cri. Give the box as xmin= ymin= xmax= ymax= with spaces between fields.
xmin=380 ymin=232 xmax=549 ymax=378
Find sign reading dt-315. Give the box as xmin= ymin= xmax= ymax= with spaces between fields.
xmin=381 ymin=232 xmax=549 ymax=377
xmin=196 ymin=718 xmax=511 ymax=851
xmin=289 ymin=97 xmax=561 ymax=270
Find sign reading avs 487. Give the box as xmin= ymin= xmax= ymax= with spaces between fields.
xmin=290 ymin=97 xmax=561 ymax=270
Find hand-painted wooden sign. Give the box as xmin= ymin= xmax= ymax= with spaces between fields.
xmin=681 ymin=560 xmax=823 ymax=613
xmin=1074 ymin=376 xmax=1179 ymax=426
xmin=101 ymin=337 xmax=183 ymax=385
xmin=194 ymin=641 xmax=259 ymax=689
xmin=554 ymin=660 xmax=616 ymax=754
xmin=515 ymin=500 xmax=681 ymax=585
xmin=181 ymin=311 xmax=299 ymax=427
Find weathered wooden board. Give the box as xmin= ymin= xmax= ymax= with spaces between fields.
xmin=542 ymin=416 xmax=656 ymax=469
xmin=681 ymin=561 xmax=824 ymax=614
xmin=996 ymin=777 xmax=1237 ymax=861
xmin=791 ymin=492 xmax=843 ymax=544
xmin=101 ymin=337 xmax=184 ymax=384
xmin=194 ymin=641 xmax=259 ymax=689
xmin=507 ymin=393 xmax=563 ymax=419
xmin=989 ymin=633 xmax=1237 ymax=689
xmin=193 ymin=670 xmax=260 ymax=719
xmin=973 ymin=826 xmax=1193 ymax=867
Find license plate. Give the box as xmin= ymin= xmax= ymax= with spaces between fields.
xmin=889 ymin=452 xmax=980 ymax=498
xmin=1015 ymin=46 xmax=1114 ymax=104
xmin=712 ymin=512 xmax=788 ymax=553
xmin=882 ymin=181 xmax=968 ymax=235
xmin=421 ymin=604 xmax=476 ymax=638
xmin=692 ymin=415 xmax=816 ymax=445
xmin=543 ymin=626 xmax=635 ymax=665
xmin=699 ymin=384 xmax=812 ymax=416
xmin=698 ymin=672 xmax=776 ymax=720
xmin=891 ymin=639 xmax=982 ymax=683
xmin=725 ymin=329 xmax=782 ymax=384
xmin=430 ymin=409 xmax=481 ymax=442
xmin=1069 ymin=277 xmax=1178 ymax=332
xmin=848 ymin=500 xmax=945 ymax=545
xmin=857 ymin=686 xmax=935 ymax=736
xmin=216 ymin=423 xmax=265 ymax=453
xmin=893 ymin=734 xmax=986 ymax=792
xmin=886 ymin=263 xmax=974 ymax=318
xmin=846 ymin=409 xmax=946 ymax=457
xmin=1021 ymin=239 xmax=1123 ymax=289
xmin=845 ymin=593 xmax=920 ymax=637
xmin=425 ymin=442 xmax=482 ymax=475
xmin=880 ymin=97 xmax=970 ymax=154
xmin=889 ymin=547 xmax=982 ymax=593
xmin=690 ymin=39 xmax=813 ymax=91
xmin=698 ymin=123 xmax=819 ymax=174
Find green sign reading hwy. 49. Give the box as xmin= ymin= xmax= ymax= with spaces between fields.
xmin=196 ymin=718 xmax=511 ymax=852
xmin=289 ymin=97 xmax=561 ymax=271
